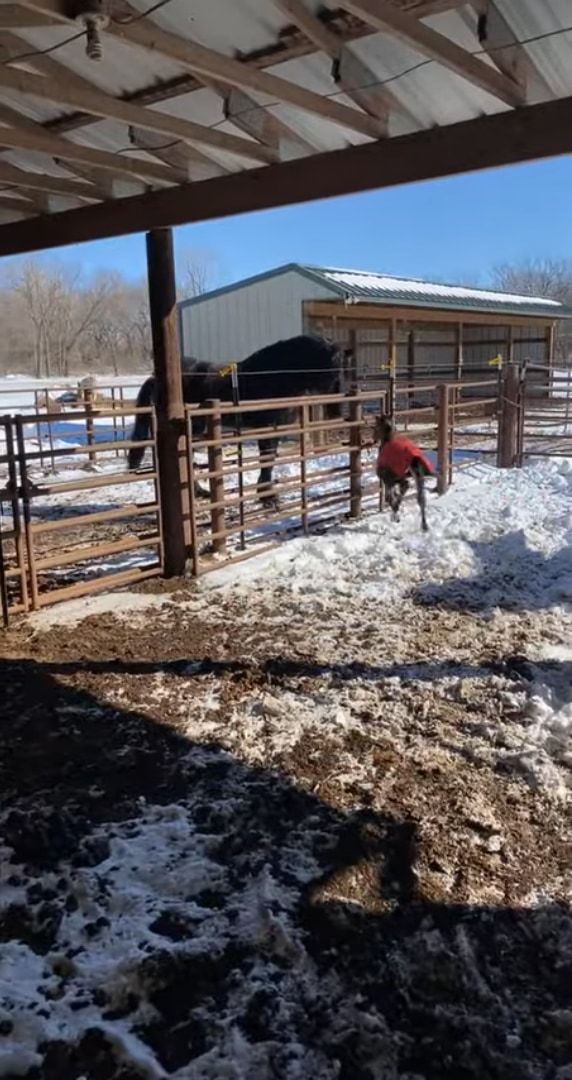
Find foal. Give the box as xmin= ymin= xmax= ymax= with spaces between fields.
xmin=375 ymin=416 xmax=435 ymax=532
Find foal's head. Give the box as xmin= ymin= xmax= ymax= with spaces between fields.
xmin=374 ymin=414 xmax=394 ymax=445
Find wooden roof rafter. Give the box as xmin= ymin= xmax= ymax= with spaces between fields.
xmin=340 ymin=0 xmax=525 ymax=105
xmin=0 ymin=0 xmax=566 ymax=255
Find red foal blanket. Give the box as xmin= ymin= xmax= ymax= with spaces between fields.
xmin=377 ymin=436 xmax=434 ymax=481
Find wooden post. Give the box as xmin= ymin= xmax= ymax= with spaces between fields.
xmin=4 ymin=419 xmax=28 ymax=612
xmin=348 ymin=395 xmax=363 ymax=518
xmin=206 ymin=399 xmax=226 ymax=554
xmin=407 ymin=328 xmax=415 ymax=418
xmin=84 ymin=386 xmax=96 ymax=464
xmin=15 ymin=416 xmax=39 ymax=610
xmin=0 ymin=527 xmax=8 ymax=627
xmin=437 ymin=383 xmax=450 ymax=495
xmin=546 ymin=322 xmax=555 ymax=398
xmin=300 ymin=402 xmax=309 ymax=535
xmin=348 ymin=328 xmax=358 ymax=388
xmin=184 ymin=411 xmax=200 ymax=577
xmin=146 ymin=227 xmax=189 ymax=577
xmin=497 ymin=363 xmax=520 ymax=469
xmin=455 ymin=322 xmax=463 ymax=382
xmin=388 ymin=318 xmax=397 ymax=418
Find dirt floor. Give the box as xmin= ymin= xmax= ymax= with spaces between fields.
xmin=0 ymin=572 xmax=571 ymax=1079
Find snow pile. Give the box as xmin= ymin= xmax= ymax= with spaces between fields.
xmin=501 ymin=649 xmax=572 ymax=800
xmin=206 ymin=459 xmax=572 ymax=608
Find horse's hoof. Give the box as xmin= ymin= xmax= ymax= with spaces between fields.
xmin=194 ymin=484 xmax=210 ymax=500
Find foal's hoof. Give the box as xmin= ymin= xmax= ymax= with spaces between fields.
xmin=260 ymin=494 xmax=280 ymax=512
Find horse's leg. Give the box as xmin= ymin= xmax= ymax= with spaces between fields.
xmin=194 ymin=447 xmax=210 ymax=500
xmin=412 ymin=461 xmax=428 ymax=532
xmin=257 ymin=436 xmax=279 ymax=508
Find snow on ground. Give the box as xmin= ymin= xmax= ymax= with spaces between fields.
xmin=1 ymin=459 xmax=571 ymax=1078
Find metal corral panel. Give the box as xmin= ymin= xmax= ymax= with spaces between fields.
xmin=179 ymin=267 xmax=336 ymax=364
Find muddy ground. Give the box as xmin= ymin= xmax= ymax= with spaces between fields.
xmin=0 ymin=575 xmax=571 ymax=1079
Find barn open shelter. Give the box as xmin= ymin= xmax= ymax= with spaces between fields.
xmin=178 ymin=263 xmax=571 ymax=386
xmin=0 ymin=0 xmax=570 ymax=577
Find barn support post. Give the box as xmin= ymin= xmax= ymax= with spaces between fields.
xmin=455 ymin=322 xmax=463 ymax=381
xmin=146 ymin=227 xmax=190 ymax=577
xmin=406 ymin=328 xmax=415 ymax=419
xmin=436 ymin=383 xmax=450 ymax=495
xmin=546 ymin=322 xmax=555 ymax=396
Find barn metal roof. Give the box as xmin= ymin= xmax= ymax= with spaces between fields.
xmin=180 ymin=262 xmax=572 ymax=320
xmin=299 ymin=264 xmax=572 ymax=317
xmin=0 ymin=2 xmax=570 ymax=254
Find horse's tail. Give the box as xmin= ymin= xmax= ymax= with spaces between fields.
xmin=128 ymin=375 xmax=155 ymax=470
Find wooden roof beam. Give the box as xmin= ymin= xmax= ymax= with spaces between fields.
xmin=0 ymin=63 xmax=277 ymax=164
xmin=127 ymin=128 xmax=230 ymax=182
xmin=216 ymin=84 xmax=318 ymax=157
xmin=0 ymin=93 xmax=570 ymax=255
xmin=340 ymin=0 xmax=525 ymax=106
xmin=0 ymin=159 xmax=100 ymax=200
xmin=273 ymin=0 xmax=394 ymax=126
xmin=4 ymin=5 xmax=461 ymax=139
xmin=0 ymin=119 xmax=184 ymax=185
xmin=0 ymin=4 xmax=57 ymax=27
xmin=0 ymin=29 xmax=247 ymax=175
xmin=0 ymin=193 xmax=36 ymax=215
xmin=466 ymin=1 xmax=553 ymax=103
xmin=8 ymin=0 xmax=387 ymax=139
xmin=107 ymin=13 xmax=386 ymax=140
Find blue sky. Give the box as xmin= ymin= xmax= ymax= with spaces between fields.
xmin=7 ymin=154 xmax=572 ymax=289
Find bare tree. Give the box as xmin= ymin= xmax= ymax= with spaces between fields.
xmin=10 ymin=262 xmax=115 ymax=378
xmin=177 ymin=247 xmax=218 ymax=301
xmin=492 ymin=257 xmax=572 ymax=361
xmin=492 ymin=257 xmax=572 ymax=303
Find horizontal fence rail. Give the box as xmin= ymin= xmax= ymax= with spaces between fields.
xmin=1 ymin=363 xmax=570 ymax=622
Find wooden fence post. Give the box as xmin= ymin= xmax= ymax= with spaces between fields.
xmin=437 ymin=383 xmax=450 ymax=495
xmin=15 ymin=416 xmax=39 ymax=611
xmin=349 ymin=395 xmax=363 ymax=518
xmin=497 ymin=363 xmax=520 ymax=468
xmin=84 ymin=386 xmax=96 ymax=464
xmin=206 ymin=399 xmax=226 ymax=553
xmin=4 ymin=418 xmax=28 ymax=613
xmin=300 ymin=402 xmax=310 ymax=535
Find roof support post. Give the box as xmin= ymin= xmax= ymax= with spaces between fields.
xmin=146 ymin=226 xmax=190 ymax=576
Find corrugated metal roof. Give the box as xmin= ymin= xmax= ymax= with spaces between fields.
xmin=0 ymin=0 xmax=570 ymax=246
xmin=300 ymin=265 xmax=572 ymax=317
xmin=180 ymin=262 xmax=572 ymax=319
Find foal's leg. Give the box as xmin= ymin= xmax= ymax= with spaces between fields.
xmin=387 ymin=482 xmax=402 ymax=521
xmin=257 ymin=437 xmax=279 ymax=508
xmin=412 ymin=460 xmax=428 ymax=532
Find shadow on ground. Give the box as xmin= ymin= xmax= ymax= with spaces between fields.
xmin=413 ymin=529 xmax=572 ymax=614
xmin=0 ymin=657 xmax=571 ymax=1080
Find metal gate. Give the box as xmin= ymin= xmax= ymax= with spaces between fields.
xmin=518 ymin=364 xmax=572 ymax=462
xmin=0 ymin=405 xmax=163 ymax=622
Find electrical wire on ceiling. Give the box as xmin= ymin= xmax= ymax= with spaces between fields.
xmin=0 ymin=0 xmax=177 ymax=66
xmin=0 ymin=14 xmax=569 ymax=199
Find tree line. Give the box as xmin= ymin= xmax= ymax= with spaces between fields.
xmin=0 ymin=252 xmax=213 ymax=380
xmin=0 ymin=255 xmax=569 ymax=379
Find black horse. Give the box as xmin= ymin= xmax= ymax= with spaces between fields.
xmin=128 ymin=335 xmax=346 ymax=505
